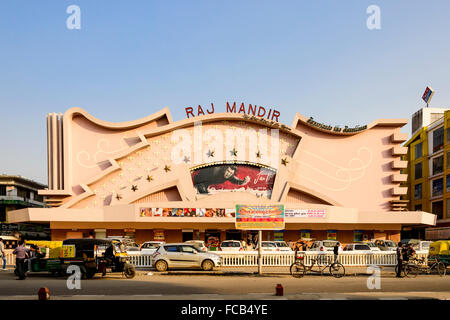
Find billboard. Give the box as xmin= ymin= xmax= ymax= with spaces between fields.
xmin=191 ymin=163 xmax=276 ymax=198
xmin=235 ymin=204 xmax=284 ymax=230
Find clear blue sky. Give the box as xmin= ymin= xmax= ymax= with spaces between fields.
xmin=1 ymin=0 xmax=450 ymax=185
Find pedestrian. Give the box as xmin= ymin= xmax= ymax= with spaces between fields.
xmin=333 ymin=242 xmax=340 ymax=263
xmin=27 ymin=245 xmax=38 ymax=273
xmin=396 ymin=242 xmax=403 ymax=278
xmin=13 ymin=240 xmax=29 ymax=280
xmin=0 ymin=238 xmax=6 ymax=271
xmin=301 ymin=241 xmax=307 ymax=251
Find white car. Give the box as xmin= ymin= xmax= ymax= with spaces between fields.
xmin=255 ymin=241 xmax=278 ymax=252
xmin=375 ymin=239 xmax=397 ymax=251
xmin=343 ymin=243 xmax=373 ymax=253
xmin=140 ymin=241 xmax=164 ymax=254
xmin=152 ymin=243 xmax=221 ymax=271
xmin=274 ymin=241 xmax=293 ymax=252
xmin=184 ymin=240 xmax=207 ymax=252
xmin=308 ymin=240 xmax=340 ymax=252
xmin=361 ymin=241 xmax=381 ymax=252
xmin=219 ymin=240 xmax=244 ymax=252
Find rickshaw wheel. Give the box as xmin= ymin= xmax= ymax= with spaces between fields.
xmin=124 ymin=265 xmax=136 ymax=279
xmin=86 ymin=269 xmax=96 ymax=279
xmin=437 ymin=262 xmax=446 ymax=277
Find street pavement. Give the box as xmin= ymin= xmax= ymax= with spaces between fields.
xmin=0 ymin=267 xmax=449 ymax=300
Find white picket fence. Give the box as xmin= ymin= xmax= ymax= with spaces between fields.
xmin=5 ymin=251 xmax=429 ymax=268
xmin=128 ymin=251 xmax=429 ymax=268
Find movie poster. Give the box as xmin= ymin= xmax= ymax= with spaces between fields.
xmin=191 ymin=164 xmax=276 ymax=198
xmin=140 ymin=208 xmax=152 ymax=217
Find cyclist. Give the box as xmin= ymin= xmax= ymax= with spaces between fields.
xmin=396 ymin=242 xmax=403 ymax=278
xmin=406 ymin=243 xmax=416 ymax=262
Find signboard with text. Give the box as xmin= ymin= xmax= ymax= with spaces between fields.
xmin=285 ymin=209 xmax=326 ymax=218
xmin=235 ymin=205 xmax=284 ymax=230
xmin=61 ymin=245 xmax=76 ymax=258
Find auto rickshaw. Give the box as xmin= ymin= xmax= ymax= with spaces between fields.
xmin=429 ymin=240 xmax=450 ymax=267
xmin=16 ymin=240 xmax=63 ymax=275
xmin=59 ymin=238 xmax=136 ymax=279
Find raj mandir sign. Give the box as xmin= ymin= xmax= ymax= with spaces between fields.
xmin=185 ymin=102 xmax=282 ymax=122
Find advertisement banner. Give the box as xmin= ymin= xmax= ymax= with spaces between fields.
xmin=274 ymin=231 xmax=284 ymax=241
xmin=300 ymin=230 xmax=312 ymax=240
xmin=154 ymin=230 xmax=165 ymax=241
xmin=139 ymin=207 xmax=236 ymax=218
xmin=285 ymin=209 xmax=326 ymax=218
xmin=61 ymin=245 xmax=76 ymax=258
xmin=235 ymin=204 xmax=285 ymax=230
xmin=192 ymin=164 xmax=276 ymax=198
xmin=327 ymin=230 xmax=337 ymax=240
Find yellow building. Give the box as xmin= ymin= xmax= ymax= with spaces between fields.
xmin=404 ymin=108 xmax=450 ymax=239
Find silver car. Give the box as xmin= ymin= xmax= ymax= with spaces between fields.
xmin=152 ymin=243 xmax=221 ymax=271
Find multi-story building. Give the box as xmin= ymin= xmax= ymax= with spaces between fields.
xmin=404 ymin=108 xmax=450 ymax=240
xmin=0 ymin=175 xmax=49 ymax=239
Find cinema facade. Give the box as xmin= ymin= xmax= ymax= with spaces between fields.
xmin=8 ymin=103 xmax=436 ymax=248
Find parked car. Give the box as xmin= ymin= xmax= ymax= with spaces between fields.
xmin=274 ymin=241 xmax=293 ymax=252
xmin=139 ymin=241 xmax=162 ymax=254
xmin=343 ymin=243 xmax=373 ymax=253
xmin=255 ymin=241 xmax=279 ymax=252
xmin=374 ymin=239 xmax=397 ymax=251
xmin=360 ymin=241 xmax=381 ymax=252
xmin=400 ymin=239 xmax=432 ymax=252
xmin=219 ymin=240 xmax=244 ymax=252
xmin=308 ymin=240 xmax=340 ymax=252
xmin=184 ymin=240 xmax=207 ymax=252
xmin=152 ymin=243 xmax=221 ymax=271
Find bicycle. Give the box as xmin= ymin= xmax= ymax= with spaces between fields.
xmin=409 ymin=257 xmax=446 ymax=277
xmin=290 ymin=253 xmax=345 ymax=278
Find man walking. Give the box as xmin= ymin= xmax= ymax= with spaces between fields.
xmin=396 ymin=242 xmax=403 ymax=278
xmin=0 ymin=238 xmax=6 ymax=271
xmin=333 ymin=242 xmax=340 ymax=263
xmin=13 ymin=241 xmax=28 ymax=280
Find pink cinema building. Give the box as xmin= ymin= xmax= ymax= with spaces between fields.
xmin=8 ymin=103 xmax=436 ymax=247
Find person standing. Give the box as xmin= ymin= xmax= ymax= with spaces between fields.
xmin=0 ymin=238 xmax=6 ymax=271
xmin=396 ymin=242 xmax=403 ymax=278
xmin=13 ymin=241 xmax=29 ymax=280
xmin=333 ymin=242 xmax=340 ymax=263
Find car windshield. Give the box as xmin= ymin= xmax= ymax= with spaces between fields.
xmin=113 ymin=243 xmax=125 ymax=253
xmin=355 ymin=245 xmax=370 ymax=250
xmin=421 ymin=242 xmax=430 ymax=249
xmin=182 ymin=245 xmax=201 ymax=253
xmin=323 ymin=241 xmax=337 ymax=247
xmin=385 ymin=241 xmax=396 ymax=247
xmin=366 ymin=242 xmax=376 ymax=247
xmin=275 ymin=242 xmax=288 ymax=247
xmin=262 ymin=242 xmax=276 ymax=247
xmin=222 ymin=242 xmax=240 ymax=247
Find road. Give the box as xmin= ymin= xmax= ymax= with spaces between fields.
xmin=0 ymin=268 xmax=449 ymax=300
